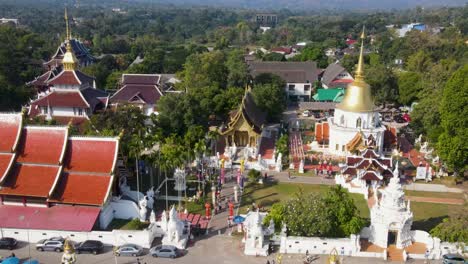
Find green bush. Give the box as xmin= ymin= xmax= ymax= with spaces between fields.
xmin=248 ymin=169 xmax=261 ymax=182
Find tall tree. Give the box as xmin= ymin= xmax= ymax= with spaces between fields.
xmin=438 ymin=65 xmax=468 ymax=174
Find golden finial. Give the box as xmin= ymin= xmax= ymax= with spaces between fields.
xmin=355 ymin=26 xmax=366 ymax=81
xmin=118 ymin=129 xmax=125 ymax=139
xmin=64 ymin=7 xmax=70 ymax=41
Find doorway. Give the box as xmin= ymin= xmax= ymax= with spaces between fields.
xmin=387 ymin=231 xmax=397 ymax=246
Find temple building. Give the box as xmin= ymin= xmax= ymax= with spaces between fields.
xmin=27 ymin=13 xmax=108 ymax=126
xmin=110 ymin=74 xmax=164 ymax=116
xmin=315 ymin=30 xmax=386 ymax=155
xmin=219 ymin=88 xmax=266 ymax=161
xmin=0 ymin=113 xmax=120 ymax=231
xmin=28 ymin=9 xmax=95 ymax=94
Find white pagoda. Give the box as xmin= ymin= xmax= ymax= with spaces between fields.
xmin=368 ymin=164 xmax=413 ymax=249
xmin=316 ymin=29 xmax=386 ymax=155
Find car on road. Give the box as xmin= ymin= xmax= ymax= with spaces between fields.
xmin=114 ymin=244 xmax=143 ymax=257
xmin=149 ymin=245 xmax=183 ymax=258
xmin=442 ymin=254 xmax=466 ymax=264
xmin=35 ymin=237 xmax=65 ymax=252
xmin=0 ymin=237 xmax=18 ymax=250
xmin=75 ymin=240 xmax=104 ymax=255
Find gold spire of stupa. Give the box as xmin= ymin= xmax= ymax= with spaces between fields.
xmin=62 ymin=7 xmax=78 ymax=71
xmin=336 ymin=27 xmax=375 ymax=112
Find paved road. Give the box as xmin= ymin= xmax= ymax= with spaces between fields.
xmin=0 ymin=236 xmax=440 ymax=264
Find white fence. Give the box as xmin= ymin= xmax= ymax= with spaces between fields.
xmin=279 ymin=234 xmax=361 ymax=256
xmin=0 ymin=222 xmax=163 ymax=249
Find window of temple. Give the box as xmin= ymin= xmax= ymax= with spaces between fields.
xmin=304 ymin=84 xmax=311 ymax=91
xmin=340 ymin=115 xmax=344 ymax=125
xmin=288 ymin=84 xmax=295 ymax=91
xmin=356 ymin=117 xmax=362 ymax=128
xmin=336 ymin=144 xmax=339 ymax=150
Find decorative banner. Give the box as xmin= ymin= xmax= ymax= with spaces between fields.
xmin=205 ymin=202 xmax=211 ymax=219
xmin=240 ymin=159 xmax=245 ymax=174
xmin=221 ymin=167 xmax=225 ymax=184
xmin=237 ymin=169 xmax=241 ymax=185
xmin=240 ymin=176 xmax=244 ymax=189
xmin=228 ymin=202 xmax=234 ymax=217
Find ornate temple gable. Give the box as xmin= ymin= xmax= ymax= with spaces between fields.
xmin=220 ymin=89 xmax=266 ymax=147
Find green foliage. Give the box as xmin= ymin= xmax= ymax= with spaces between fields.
xmin=262 ymin=52 xmax=286 ymax=62
xmin=178 ymin=51 xmax=228 ymax=90
xmin=225 ymin=49 xmax=248 ymax=88
xmin=248 ymin=169 xmax=261 ymax=182
xmin=252 ymin=73 xmax=287 ymax=122
xmin=430 ymin=209 xmax=468 ymax=243
xmin=295 ymin=44 xmax=328 ymax=68
xmin=365 ymin=63 xmax=398 ymax=103
xmin=125 ymin=218 xmax=149 ymax=230
xmin=262 ymin=203 xmax=285 ymax=231
xmin=275 ymin=134 xmax=289 ymax=164
xmin=397 ymin=71 xmax=422 ymax=105
xmin=438 ymin=65 xmax=468 ymax=174
xmin=270 ymin=186 xmax=365 ymax=237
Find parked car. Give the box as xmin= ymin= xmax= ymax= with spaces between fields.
xmin=0 ymin=237 xmax=18 ymax=250
xmin=442 ymin=254 xmax=466 ymax=264
xmin=36 ymin=237 xmax=65 ymax=252
xmin=75 ymin=240 xmax=104 ymax=255
xmin=302 ymin=110 xmax=310 ymax=117
xmin=114 ymin=244 xmax=143 ymax=257
xmin=149 ymin=245 xmax=182 ymax=258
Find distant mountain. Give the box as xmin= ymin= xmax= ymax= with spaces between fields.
xmin=150 ymin=0 xmax=467 ymax=10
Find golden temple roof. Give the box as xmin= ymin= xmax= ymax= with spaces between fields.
xmin=62 ymin=8 xmax=78 ymax=71
xmin=336 ymin=27 xmax=375 ymax=112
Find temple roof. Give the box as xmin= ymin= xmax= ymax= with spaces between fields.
xmin=0 ymin=153 xmax=15 ymax=183
xmin=0 ymin=164 xmax=61 ymax=198
xmin=30 ymin=90 xmax=90 ymax=108
xmin=48 ymin=173 xmax=112 ymax=206
xmin=248 ymin=61 xmax=318 ymax=83
xmin=16 ymin=126 xmax=68 ymax=165
xmin=48 ymin=39 xmax=95 ymax=67
xmin=111 ymin=74 xmax=163 ymax=105
xmin=0 ymin=113 xmax=22 ymax=152
xmin=321 ymin=63 xmax=347 ymax=87
xmin=47 ymin=70 xmax=94 ymax=86
xmin=63 ymin=137 xmax=118 ymax=174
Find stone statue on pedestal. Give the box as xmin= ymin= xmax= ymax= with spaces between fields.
xmin=61 ymin=239 xmax=77 ymax=264
xmin=139 ymin=196 xmax=148 ymax=222
xmin=275 ymin=153 xmax=282 ymax=172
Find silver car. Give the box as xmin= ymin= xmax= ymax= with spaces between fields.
xmin=149 ymin=245 xmax=182 ymax=258
xmin=114 ymin=244 xmax=144 ymax=257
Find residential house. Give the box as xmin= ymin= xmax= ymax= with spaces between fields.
xmin=248 ymin=61 xmax=318 ymax=101
xmin=320 ymin=63 xmax=354 ymax=89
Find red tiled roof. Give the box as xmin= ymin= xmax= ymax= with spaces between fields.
xmin=342 ymin=167 xmax=357 ymax=175
xmin=48 ymin=71 xmax=81 ymax=85
xmin=362 ymin=171 xmax=381 ymax=181
xmin=315 ymin=122 xmax=329 ymax=144
xmin=356 ymin=159 xmax=371 ymax=169
xmin=49 ymin=173 xmax=112 ymax=206
xmin=122 ymin=74 xmax=160 ymax=85
xmin=110 ymin=84 xmax=163 ymax=105
xmin=64 ymin=138 xmax=118 ymax=173
xmin=0 ymin=205 xmax=100 ymax=231
xmin=16 ymin=127 xmax=68 ymax=164
xmin=0 ymin=164 xmax=61 ymax=198
xmin=0 ymin=153 xmax=15 ymax=182
xmin=347 ymin=156 xmax=362 ymax=166
xmin=362 ymin=149 xmax=379 ymax=159
xmin=30 ymin=91 xmax=90 ymax=108
xmin=0 ymin=113 xmax=22 ymax=152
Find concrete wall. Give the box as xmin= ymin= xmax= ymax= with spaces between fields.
xmin=0 ymin=223 xmax=163 ymax=248
xmin=279 ymin=235 xmax=360 ymax=256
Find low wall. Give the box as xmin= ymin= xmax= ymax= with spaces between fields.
xmin=0 ymin=226 xmax=161 ymax=248
xmin=279 ymin=235 xmax=360 ymax=256
xmin=354 ymin=251 xmax=386 ymax=258
xmin=403 ymin=183 xmax=463 ymax=193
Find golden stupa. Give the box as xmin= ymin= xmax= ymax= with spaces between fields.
xmin=336 ymin=28 xmax=375 ymax=112
xmin=62 ymin=8 xmax=78 ymax=71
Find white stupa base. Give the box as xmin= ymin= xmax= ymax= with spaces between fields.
xmin=162 ymin=232 xmax=189 ymax=249
xmin=244 ymin=245 xmax=269 ymax=256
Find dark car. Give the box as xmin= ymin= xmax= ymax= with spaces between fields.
xmin=0 ymin=237 xmax=18 ymax=250
xmin=442 ymin=254 xmax=466 ymax=264
xmin=75 ymin=240 xmax=104 ymax=255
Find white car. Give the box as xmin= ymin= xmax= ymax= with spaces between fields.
xmin=302 ymin=110 xmax=310 ymax=117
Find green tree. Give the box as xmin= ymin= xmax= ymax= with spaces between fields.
xmin=397 ymin=72 xmax=422 ymax=105
xmin=262 ymin=203 xmax=285 ymax=231
xmin=247 ymin=169 xmax=261 ymax=182
xmin=225 ymin=49 xmax=248 ymax=88
xmin=262 ymin=52 xmax=286 ymax=62
xmin=178 ymin=51 xmax=228 ymax=90
xmin=430 ymin=209 xmax=468 ymax=243
xmin=406 ymin=50 xmax=432 ymax=73
xmin=438 ymin=65 xmax=468 ymax=174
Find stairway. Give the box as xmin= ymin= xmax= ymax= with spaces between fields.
xmin=387 ymin=245 xmax=404 ymax=262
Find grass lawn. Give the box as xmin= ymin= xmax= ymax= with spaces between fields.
xmin=239 ymin=181 xmax=464 ymax=232
xmin=404 ymin=190 xmax=465 ymax=199
xmin=105 ymin=219 xmax=149 ymax=231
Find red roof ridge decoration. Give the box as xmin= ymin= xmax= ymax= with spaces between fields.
xmin=47 ymin=70 xmax=81 ymax=85
xmin=0 ymin=113 xmax=23 ymax=153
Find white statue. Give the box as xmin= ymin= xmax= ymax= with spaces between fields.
xmin=61 ymin=239 xmax=77 ymax=264
xmin=150 ymin=210 xmax=156 ymax=224
xmin=163 ymin=206 xmax=184 ymax=245
xmin=298 ymin=159 xmax=304 ymax=174
xmin=432 ymin=155 xmax=440 ymax=164
xmin=139 ymin=196 xmax=148 ymax=222
xmin=160 ymin=210 xmax=168 ymax=231
xmin=275 ymin=153 xmax=282 ymax=172
xmin=146 ymin=187 xmax=155 ymax=209
xmin=174 ymin=168 xmax=187 ymax=191
xmin=415 ymin=134 xmax=422 ymax=145
xmin=420 ymin=141 xmax=429 ymax=153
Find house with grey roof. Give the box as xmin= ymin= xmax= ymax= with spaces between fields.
xmin=320 ymin=63 xmax=354 ymax=89
xmin=248 ymin=61 xmax=318 ymax=101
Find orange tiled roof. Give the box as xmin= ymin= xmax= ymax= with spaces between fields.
xmin=0 ymin=153 xmax=15 ymax=182
xmin=64 ymin=138 xmax=118 ymax=174
xmin=0 ymin=164 xmax=61 ymax=198
xmin=16 ymin=127 xmax=67 ymax=164
xmin=49 ymin=173 xmax=112 ymax=206
xmin=0 ymin=114 xmax=22 ymax=152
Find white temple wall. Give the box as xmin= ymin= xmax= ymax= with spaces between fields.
xmin=0 ymin=224 xmax=164 ymax=249
xmin=109 ymin=199 xmax=140 ymax=220
xmin=279 ymin=235 xmax=360 ymax=256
